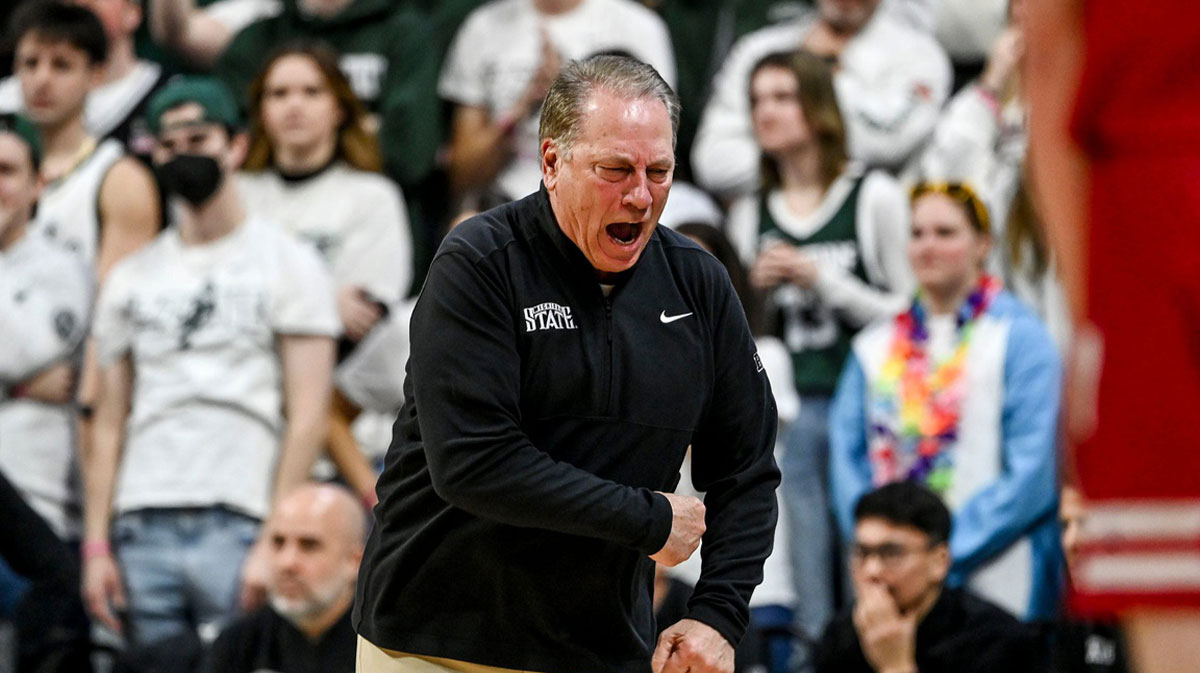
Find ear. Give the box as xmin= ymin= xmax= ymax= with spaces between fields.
xmin=226 ymin=131 xmax=250 ymax=170
xmin=124 ymin=1 xmax=144 ymax=33
xmin=929 ymin=543 xmax=952 ymax=584
xmin=974 ymin=232 xmax=993 ymax=269
xmin=541 ymin=138 xmax=561 ymax=190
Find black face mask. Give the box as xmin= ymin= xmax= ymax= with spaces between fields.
xmin=156 ymin=154 xmax=223 ymax=207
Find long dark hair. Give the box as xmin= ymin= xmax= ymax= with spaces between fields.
xmin=751 ymin=50 xmax=848 ymax=193
xmin=243 ymin=40 xmax=382 ymax=172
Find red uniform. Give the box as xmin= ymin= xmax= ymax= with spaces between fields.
xmin=1068 ymin=0 xmax=1200 ymax=614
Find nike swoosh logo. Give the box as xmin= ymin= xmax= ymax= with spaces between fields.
xmin=660 ymin=311 xmax=693 ymax=324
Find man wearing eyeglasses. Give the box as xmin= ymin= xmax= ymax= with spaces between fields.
xmin=814 ymin=481 xmax=1046 ymax=673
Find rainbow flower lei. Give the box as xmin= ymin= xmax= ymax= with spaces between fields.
xmin=868 ymin=275 xmax=1002 ymax=495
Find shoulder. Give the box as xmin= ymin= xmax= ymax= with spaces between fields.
xmin=955 ymin=589 xmax=1036 ymax=638
xmin=657 ymin=224 xmax=729 ymax=282
xmin=330 ymin=164 xmax=402 ymax=200
xmin=459 ymin=0 xmax=522 ymax=31
xmin=435 ymin=196 xmax=528 ymax=265
xmin=208 ymin=605 xmax=278 ymax=659
xmin=100 ymin=152 xmax=156 ymax=196
xmin=862 ymin=13 xmax=946 ymax=61
xmin=103 ymin=231 xmax=172 ymax=290
xmin=730 ymin=17 xmax=810 ymax=63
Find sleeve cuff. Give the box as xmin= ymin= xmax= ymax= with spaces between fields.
xmin=684 ymin=601 xmax=745 ymax=648
xmin=635 ymin=490 xmax=674 ymax=555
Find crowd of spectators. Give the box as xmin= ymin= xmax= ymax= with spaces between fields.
xmin=0 ymin=0 xmax=1136 ymax=672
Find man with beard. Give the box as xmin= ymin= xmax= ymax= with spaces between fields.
xmin=203 ymin=483 xmax=365 ymax=673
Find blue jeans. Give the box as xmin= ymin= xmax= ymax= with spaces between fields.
xmin=780 ymin=395 xmax=840 ymax=671
xmin=113 ymin=507 xmax=259 ymax=648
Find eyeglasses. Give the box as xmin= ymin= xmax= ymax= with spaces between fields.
xmin=849 ymin=542 xmax=937 ymax=568
xmin=910 ymin=181 xmax=992 ymax=235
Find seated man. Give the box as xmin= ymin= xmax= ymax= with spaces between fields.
xmin=815 ymin=481 xmax=1046 ymax=673
xmin=202 ymin=483 xmax=364 ymax=673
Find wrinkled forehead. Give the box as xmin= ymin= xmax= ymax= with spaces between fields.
xmin=574 ymin=93 xmax=675 ymax=162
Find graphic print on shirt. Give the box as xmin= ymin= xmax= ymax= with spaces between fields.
xmin=178 ymin=281 xmax=216 ymax=350
xmin=121 ymin=274 xmax=270 ymax=355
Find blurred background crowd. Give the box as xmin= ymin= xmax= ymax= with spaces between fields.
xmin=0 ymin=0 xmax=1161 ymax=671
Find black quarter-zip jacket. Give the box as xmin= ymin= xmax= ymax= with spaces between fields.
xmin=353 ymin=188 xmax=780 ymax=673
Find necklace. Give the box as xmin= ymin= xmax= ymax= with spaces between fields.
xmin=868 ymin=275 xmax=1001 ymax=495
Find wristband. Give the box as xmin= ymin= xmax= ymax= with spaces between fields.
xmin=10 ymin=385 xmax=26 ymax=399
xmin=81 ymin=539 xmax=112 ymax=561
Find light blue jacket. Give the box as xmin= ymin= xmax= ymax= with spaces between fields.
xmin=830 ymin=290 xmax=1062 ymax=620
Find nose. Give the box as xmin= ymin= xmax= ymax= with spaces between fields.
xmin=623 ymin=171 xmax=652 ymax=214
xmin=274 ymin=542 xmax=301 ymax=572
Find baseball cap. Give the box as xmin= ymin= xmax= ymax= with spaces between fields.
xmin=146 ymin=77 xmax=241 ymax=134
xmin=0 ymin=113 xmax=42 ymax=170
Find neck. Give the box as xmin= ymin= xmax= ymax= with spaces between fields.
xmin=275 ymin=136 xmax=337 ymax=175
xmin=777 ymin=143 xmax=823 ymax=189
xmin=104 ymin=40 xmax=137 ymax=84
xmin=0 ymin=219 xmax=28 ymax=251
xmin=39 ymin=116 xmax=90 ymax=178
xmin=907 ymin=586 xmax=942 ymax=623
xmin=294 ymin=588 xmax=352 ymax=641
xmin=534 ymin=0 xmax=583 ymax=14
xmin=177 ymin=181 xmax=246 ymax=245
xmin=922 ymin=272 xmax=982 ymax=315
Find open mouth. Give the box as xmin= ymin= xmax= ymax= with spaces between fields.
xmin=605 ymin=222 xmax=642 ymax=246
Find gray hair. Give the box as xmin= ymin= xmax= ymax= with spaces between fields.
xmin=538 ymin=54 xmax=680 ymax=156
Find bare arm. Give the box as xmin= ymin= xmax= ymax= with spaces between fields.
xmin=148 ymin=0 xmax=233 ymax=69
xmin=273 ymin=333 xmax=335 ymax=503
xmin=82 ymin=356 xmax=133 ymax=631
xmin=447 ymin=105 xmax=520 ymax=198
xmin=97 ymin=158 xmax=160 ymax=283
xmin=1025 ymin=0 xmax=1087 ymax=325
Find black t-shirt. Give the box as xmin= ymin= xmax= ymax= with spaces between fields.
xmin=814 ymin=588 xmax=1049 ymax=673
xmin=203 ymin=605 xmax=355 ymax=673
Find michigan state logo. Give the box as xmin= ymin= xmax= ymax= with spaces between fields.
xmin=523 ymin=302 xmax=577 ymax=332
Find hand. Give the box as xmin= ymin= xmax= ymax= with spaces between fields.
xmin=750 ymin=244 xmax=820 ymax=290
xmin=980 ymin=26 xmax=1024 ymax=95
xmin=852 ymin=583 xmax=918 ymax=673
xmin=17 ymin=362 xmax=76 ymax=404
xmin=238 ymin=535 xmax=270 ymax=611
xmin=650 ymin=492 xmax=705 ymax=567
xmin=517 ymin=28 xmax=562 ymax=115
xmin=83 ymin=552 xmax=127 ymax=632
xmin=802 ymin=22 xmax=849 ymax=63
xmin=652 ymin=618 xmax=735 ymax=673
xmin=337 ymin=286 xmax=383 ymax=342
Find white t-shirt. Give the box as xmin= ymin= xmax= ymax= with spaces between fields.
xmin=439 ymin=0 xmax=677 ymax=200
xmin=0 ymin=233 xmax=92 ymax=538
xmin=34 ymin=138 xmax=124 ymax=266
xmin=237 ymin=163 xmax=412 ymax=301
xmin=692 ymin=9 xmax=951 ymax=198
xmin=93 ymin=217 xmax=339 ymax=519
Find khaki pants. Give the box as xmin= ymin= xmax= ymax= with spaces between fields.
xmin=357 ymin=636 xmax=537 ymax=673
